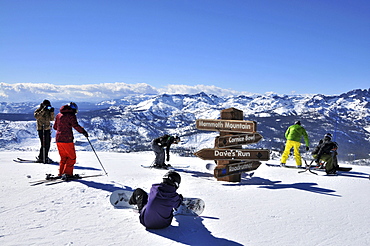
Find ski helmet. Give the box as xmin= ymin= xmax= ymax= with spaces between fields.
xmin=324 ymin=133 xmax=332 ymax=140
xmin=68 ymin=102 xmax=78 ymax=113
xmin=295 ymin=121 xmax=301 ymax=125
xmin=163 ymin=171 xmax=181 ymax=189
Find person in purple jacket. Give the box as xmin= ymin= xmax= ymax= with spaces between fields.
xmin=129 ymin=171 xmax=183 ymax=229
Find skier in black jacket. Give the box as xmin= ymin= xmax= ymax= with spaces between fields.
xmin=311 ymin=133 xmax=339 ymax=174
xmin=152 ymin=134 xmax=180 ymax=169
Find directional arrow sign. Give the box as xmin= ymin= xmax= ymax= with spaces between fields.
xmin=217 ymin=133 xmax=263 ymax=148
xmin=196 ymin=119 xmax=256 ymax=133
xmin=194 ymin=148 xmax=270 ymax=161
xmin=214 ymin=161 xmax=262 ymax=178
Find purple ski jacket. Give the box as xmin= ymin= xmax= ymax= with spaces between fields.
xmin=139 ymin=183 xmax=182 ymax=229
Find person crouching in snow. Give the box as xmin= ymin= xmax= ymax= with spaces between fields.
xmin=152 ymin=134 xmax=180 ymax=169
xmin=311 ymin=133 xmax=339 ymax=175
xmin=129 ymin=171 xmax=183 ymax=229
xmin=53 ymin=102 xmax=88 ymax=180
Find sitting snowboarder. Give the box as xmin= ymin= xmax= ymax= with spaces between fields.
xmin=129 ymin=171 xmax=183 ymax=229
xmin=311 ymin=133 xmax=339 ymax=175
xmin=152 ymin=134 xmax=180 ymax=169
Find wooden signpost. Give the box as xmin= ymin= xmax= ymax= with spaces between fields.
xmin=217 ymin=133 xmax=263 ymax=148
xmin=194 ymin=107 xmax=270 ymax=182
xmin=196 ymin=119 xmax=257 ymax=133
xmin=194 ymin=148 xmax=269 ymax=161
xmin=213 ymin=161 xmax=262 ymax=178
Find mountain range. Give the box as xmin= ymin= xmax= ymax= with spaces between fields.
xmin=0 ymin=86 xmax=369 ymax=164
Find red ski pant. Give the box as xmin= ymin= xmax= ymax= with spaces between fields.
xmin=56 ymin=142 xmax=76 ymax=176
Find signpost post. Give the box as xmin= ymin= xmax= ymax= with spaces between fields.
xmin=194 ymin=107 xmax=270 ymax=182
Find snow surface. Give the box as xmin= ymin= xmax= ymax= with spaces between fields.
xmin=1 ymin=151 xmax=370 ymax=246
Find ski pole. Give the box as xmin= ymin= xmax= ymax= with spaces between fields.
xmin=86 ymin=137 xmax=108 ymax=176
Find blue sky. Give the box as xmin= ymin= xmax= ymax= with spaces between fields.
xmin=1 ymin=0 xmax=369 ymax=95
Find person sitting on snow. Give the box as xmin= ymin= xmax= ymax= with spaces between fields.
xmin=311 ymin=133 xmax=339 ymax=175
xmin=129 ymin=170 xmax=183 ymax=229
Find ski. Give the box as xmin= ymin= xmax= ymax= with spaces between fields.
xmin=265 ymin=163 xmax=305 ymax=169
xmin=29 ymin=174 xmax=102 ymax=186
xmin=29 ymin=175 xmax=62 ymax=186
xmin=14 ymin=158 xmax=58 ymax=164
xmin=14 ymin=158 xmax=39 ymax=163
xmin=44 ymin=174 xmax=104 ymax=186
xmin=141 ymin=164 xmax=190 ymax=170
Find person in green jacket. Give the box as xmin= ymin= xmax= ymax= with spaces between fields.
xmin=280 ymin=121 xmax=310 ymax=167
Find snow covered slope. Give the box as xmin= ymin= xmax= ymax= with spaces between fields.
xmin=1 ymin=151 xmax=369 ymax=246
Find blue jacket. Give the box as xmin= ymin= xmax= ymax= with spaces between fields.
xmin=139 ymin=183 xmax=182 ymax=229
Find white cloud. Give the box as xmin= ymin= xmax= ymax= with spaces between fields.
xmin=0 ymin=82 xmax=253 ymax=102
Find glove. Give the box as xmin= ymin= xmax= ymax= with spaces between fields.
xmin=166 ymin=156 xmax=170 ymax=162
xmin=305 ymin=146 xmax=309 ymax=151
xmin=314 ymin=158 xmax=319 ymax=163
xmin=179 ymin=194 xmax=183 ymax=201
xmin=82 ymin=130 xmax=89 ymax=138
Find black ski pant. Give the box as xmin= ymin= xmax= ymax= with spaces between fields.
xmin=38 ymin=129 xmax=51 ymax=161
xmin=129 ymin=188 xmax=148 ymax=212
xmin=152 ymin=141 xmax=165 ymax=165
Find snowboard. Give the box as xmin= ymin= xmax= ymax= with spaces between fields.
xmin=174 ymin=197 xmax=205 ymax=216
xmin=110 ymin=190 xmax=205 ymax=216
xmin=110 ymin=190 xmax=135 ymax=208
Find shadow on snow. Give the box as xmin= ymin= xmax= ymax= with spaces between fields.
xmin=76 ymin=179 xmax=134 ymax=193
xmin=148 ymin=216 xmax=244 ymax=246
xmin=222 ymin=175 xmax=341 ymax=197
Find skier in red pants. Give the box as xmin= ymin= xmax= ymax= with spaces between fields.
xmin=53 ymin=102 xmax=88 ymax=180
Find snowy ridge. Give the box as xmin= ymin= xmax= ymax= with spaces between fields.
xmin=0 ymin=87 xmax=369 ymax=162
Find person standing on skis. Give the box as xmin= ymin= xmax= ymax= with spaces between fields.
xmin=152 ymin=134 xmax=180 ymax=169
xmin=34 ymin=99 xmax=55 ymax=163
xmin=129 ymin=170 xmax=183 ymax=229
xmin=280 ymin=121 xmax=310 ymax=167
xmin=53 ymin=102 xmax=88 ymax=180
